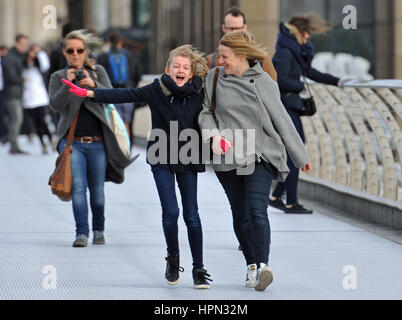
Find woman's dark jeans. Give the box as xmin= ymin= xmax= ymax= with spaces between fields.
xmin=58 ymin=138 xmax=108 ymax=237
xmin=272 ymin=109 xmax=305 ymax=205
xmin=215 ymin=162 xmax=273 ymax=267
xmin=151 ymin=166 xmax=204 ymax=269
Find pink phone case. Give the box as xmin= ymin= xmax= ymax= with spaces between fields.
xmin=221 ymin=139 xmax=232 ymax=152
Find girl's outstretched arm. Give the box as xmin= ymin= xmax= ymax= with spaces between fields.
xmin=61 ymin=78 xmax=153 ymax=104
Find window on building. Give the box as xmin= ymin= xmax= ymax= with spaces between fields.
xmin=132 ymin=0 xmax=151 ymax=27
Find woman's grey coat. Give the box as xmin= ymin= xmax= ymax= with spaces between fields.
xmin=198 ymin=62 xmax=309 ymax=181
xmin=49 ymin=64 xmax=134 ymax=183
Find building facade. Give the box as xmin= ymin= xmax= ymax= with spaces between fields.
xmin=0 ymin=0 xmax=400 ymax=78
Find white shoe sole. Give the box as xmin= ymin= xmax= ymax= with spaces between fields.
xmin=246 ymin=281 xmax=256 ymax=288
xmin=166 ymin=279 xmax=179 ymax=285
xmin=194 ymin=284 xmax=210 ymax=289
xmin=255 ymin=269 xmax=273 ymax=291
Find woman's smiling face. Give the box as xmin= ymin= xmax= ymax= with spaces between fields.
xmin=165 ymin=56 xmax=193 ymax=87
xmin=218 ymin=44 xmax=245 ymax=75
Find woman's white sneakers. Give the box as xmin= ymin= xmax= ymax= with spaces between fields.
xmin=246 ymin=264 xmax=257 ymax=288
xmin=255 ymin=264 xmax=273 ymax=291
xmin=247 ymin=263 xmax=273 ymax=291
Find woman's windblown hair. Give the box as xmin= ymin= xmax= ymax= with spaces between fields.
xmin=219 ymin=30 xmax=268 ymax=64
xmin=288 ymin=12 xmax=331 ymax=35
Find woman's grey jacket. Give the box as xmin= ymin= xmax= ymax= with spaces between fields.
xmin=198 ymin=62 xmax=309 ymax=181
xmin=49 ymin=64 xmax=134 ymax=184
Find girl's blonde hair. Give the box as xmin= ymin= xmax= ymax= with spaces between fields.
xmin=166 ymin=45 xmax=209 ymax=78
xmin=63 ymin=30 xmax=96 ymax=69
xmin=219 ymin=30 xmax=268 ymax=63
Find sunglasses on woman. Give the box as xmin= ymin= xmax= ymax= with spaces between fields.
xmin=65 ymin=48 xmax=86 ymax=55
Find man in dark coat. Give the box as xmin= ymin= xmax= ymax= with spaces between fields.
xmin=3 ymin=35 xmax=30 ymax=154
xmin=0 ymin=45 xmax=8 ymax=143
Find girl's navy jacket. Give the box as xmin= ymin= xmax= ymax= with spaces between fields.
xmin=93 ymin=74 xmax=206 ymax=173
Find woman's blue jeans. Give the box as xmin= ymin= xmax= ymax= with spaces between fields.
xmin=59 ymin=138 xmax=108 ymax=237
xmin=272 ymin=109 xmax=305 ymax=205
xmin=215 ymin=163 xmax=273 ymax=267
xmin=151 ymin=166 xmax=204 ymax=269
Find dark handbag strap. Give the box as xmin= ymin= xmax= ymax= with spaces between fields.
xmin=211 ymin=68 xmax=219 ymax=114
xmin=66 ymin=110 xmax=80 ymax=147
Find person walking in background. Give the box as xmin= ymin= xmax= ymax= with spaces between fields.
xmin=63 ymin=44 xmax=212 ymax=290
xmin=199 ymin=30 xmax=311 ymax=291
xmin=3 ymin=35 xmax=30 ymax=154
xmin=269 ymin=13 xmax=345 ymax=214
xmin=49 ymin=31 xmax=133 ymax=248
xmin=22 ymin=45 xmax=54 ymax=154
xmin=97 ymin=32 xmax=142 ymax=144
xmin=206 ymin=6 xmax=277 ymax=82
xmin=0 ymin=45 xmax=8 ymax=144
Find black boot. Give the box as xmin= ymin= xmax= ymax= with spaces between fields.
xmin=165 ymin=254 xmax=184 ymax=285
xmin=269 ymin=197 xmax=287 ymax=211
xmin=192 ymin=267 xmax=212 ymax=289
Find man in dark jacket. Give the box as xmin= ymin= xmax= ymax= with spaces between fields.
xmin=0 ymin=45 xmax=8 ymax=143
xmin=3 ymin=35 xmax=30 ymax=154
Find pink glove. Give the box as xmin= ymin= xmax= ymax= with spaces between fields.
xmin=221 ymin=139 xmax=233 ymax=153
xmin=61 ymin=79 xmax=88 ymax=97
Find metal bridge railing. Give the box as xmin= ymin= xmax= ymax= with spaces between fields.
xmin=302 ymin=80 xmax=402 ymax=202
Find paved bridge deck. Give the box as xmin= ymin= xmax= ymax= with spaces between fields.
xmin=0 ymin=138 xmax=401 ymax=300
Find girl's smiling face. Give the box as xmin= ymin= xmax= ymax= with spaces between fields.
xmin=165 ymin=56 xmax=194 ymax=87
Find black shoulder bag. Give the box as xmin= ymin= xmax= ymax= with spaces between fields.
xmin=299 ymin=76 xmax=317 ymax=117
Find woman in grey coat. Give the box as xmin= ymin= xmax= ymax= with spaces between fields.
xmin=49 ymin=31 xmax=133 ymax=247
xmin=198 ymin=31 xmax=311 ymax=291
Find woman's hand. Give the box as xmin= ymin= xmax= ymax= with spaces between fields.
xmin=80 ymin=69 xmax=96 ymax=88
xmin=62 ymin=79 xmax=89 ymax=98
xmin=66 ymin=68 xmax=76 ymax=82
xmin=212 ymin=135 xmax=233 ymax=155
xmin=212 ymin=135 xmax=223 ymax=155
xmin=301 ymin=162 xmax=311 ymax=173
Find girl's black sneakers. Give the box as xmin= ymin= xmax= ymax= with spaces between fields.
xmin=165 ymin=254 xmax=184 ymax=285
xmin=192 ymin=267 xmax=212 ymax=289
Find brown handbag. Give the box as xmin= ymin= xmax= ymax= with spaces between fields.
xmin=48 ymin=110 xmax=80 ymax=202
